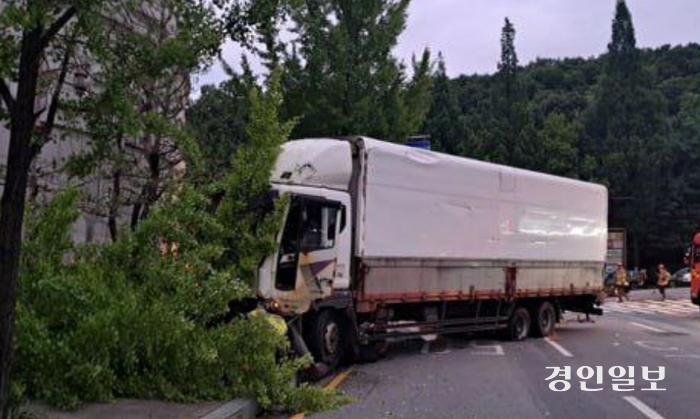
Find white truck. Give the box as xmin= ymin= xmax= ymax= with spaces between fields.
xmin=255 ymin=137 xmax=608 ymax=367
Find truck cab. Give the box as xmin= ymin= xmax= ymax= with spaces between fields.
xmin=257 ymin=185 xmax=352 ymax=315
xmin=254 ymin=140 xmax=357 ymax=367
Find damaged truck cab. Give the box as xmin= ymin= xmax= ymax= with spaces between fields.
xmin=258 ymin=140 xmax=353 ymax=315
xmin=258 ymin=186 xmax=352 ymax=315
xmin=255 ymin=137 xmax=608 ymax=368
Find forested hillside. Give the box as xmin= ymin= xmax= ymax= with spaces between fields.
xmin=429 ymin=43 xmax=700 ymax=269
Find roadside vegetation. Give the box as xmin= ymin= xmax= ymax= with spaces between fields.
xmin=13 ymin=76 xmax=341 ymax=413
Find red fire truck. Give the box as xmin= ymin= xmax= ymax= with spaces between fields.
xmin=690 ymin=233 xmax=700 ymax=312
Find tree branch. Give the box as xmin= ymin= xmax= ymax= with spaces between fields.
xmin=41 ymin=6 xmax=78 ymax=48
xmin=40 ymin=43 xmax=73 ymax=147
xmin=124 ymin=141 xmax=147 ymax=153
xmin=0 ymin=78 xmax=14 ymax=112
xmin=32 ymin=108 xmax=46 ymax=124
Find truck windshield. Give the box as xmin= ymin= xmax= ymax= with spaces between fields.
xmin=279 ymin=198 xmax=339 ymax=255
xmin=299 ymin=204 xmax=338 ymax=252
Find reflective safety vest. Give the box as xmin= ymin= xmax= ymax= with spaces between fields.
xmin=248 ymin=308 xmax=288 ymax=337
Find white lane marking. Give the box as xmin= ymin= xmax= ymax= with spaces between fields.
xmin=544 ymin=337 xmax=573 ymax=357
xmin=664 ymin=354 xmax=700 ymax=359
xmin=630 ymin=322 xmax=666 ymax=333
xmin=623 ymin=396 xmax=666 ymax=419
xmin=642 ymin=301 xmax=694 ymax=314
xmin=631 ymin=301 xmax=689 ymax=313
xmin=468 ymin=341 xmax=504 ymax=356
xmin=605 ymin=304 xmax=636 ymax=313
xmin=603 ymin=303 xmax=629 ymax=311
xmin=634 ymin=341 xmax=679 ymax=351
xmin=605 ymin=300 xmax=697 ymax=317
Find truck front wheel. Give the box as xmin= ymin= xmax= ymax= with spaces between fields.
xmin=306 ymin=310 xmax=345 ymax=369
xmin=509 ymin=306 xmax=531 ymax=341
xmin=532 ymin=301 xmax=556 ymax=337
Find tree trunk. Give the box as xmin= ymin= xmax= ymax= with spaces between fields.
xmin=108 ymin=170 xmax=121 ymax=241
xmin=130 ymin=199 xmax=143 ymax=231
xmin=0 ymin=29 xmax=42 ymax=419
xmin=140 ymin=146 xmax=161 ymax=222
xmin=108 ymin=137 xmax=124 ymax=241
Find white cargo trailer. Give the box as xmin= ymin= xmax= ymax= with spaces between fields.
xmin=256 ymin=137 xmax=608 ymax=367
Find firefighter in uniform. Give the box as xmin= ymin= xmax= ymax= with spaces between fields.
xmin=656 ymin=264 xmax=671 ymax=301
xmin=614 ymin=263 xmax=630 ymax=302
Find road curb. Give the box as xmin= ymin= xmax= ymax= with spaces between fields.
xmin=199 ymin=399 xmax=258 ymax=419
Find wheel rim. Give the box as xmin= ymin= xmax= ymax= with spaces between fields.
xmin=514 ymin=312 xmax=528 ymax=339
xmin=540 ymin=308 xmax=553 ymax=334
xmin=515 ymin=318 xmax=524 ymax=338
xmin=323 ymin=321 xmax=340 ymax=358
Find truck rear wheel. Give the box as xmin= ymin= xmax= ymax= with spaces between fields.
xmin=509 ymin=306 xmax=531 ymax=341
xmin=532 ymin=301 xmax=556 ymax=337
xmin=306 ymin=310 xmax=345 ymax=369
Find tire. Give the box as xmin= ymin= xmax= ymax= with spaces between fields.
xmin=532 ymin=301 xmax=556 ymax=337
xmin=509 ymin=306 xmax=531 ymax=341
xmin=306 ymin=310 xmax=345 ymax=369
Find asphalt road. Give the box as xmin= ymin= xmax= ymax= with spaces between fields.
xmin=311 ymin=287 xmax=700 ymax=419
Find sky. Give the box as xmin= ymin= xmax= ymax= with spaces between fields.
xmin=194 ymin=0 xmax=700 ymax=90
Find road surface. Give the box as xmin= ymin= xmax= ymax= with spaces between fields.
xmin=311 ymin=288 xmax=700 ymax=419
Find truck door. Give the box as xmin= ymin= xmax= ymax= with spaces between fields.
xmin=276 ymin=197 xmax=341 ymax=300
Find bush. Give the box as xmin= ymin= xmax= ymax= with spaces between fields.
xmin=15 ymin=186 xmax=338 ymax=412
xmin=13 ymin=77 xmax=340 ymax=413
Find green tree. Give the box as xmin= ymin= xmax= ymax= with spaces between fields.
xmin=484 ymin=17 xmax=530 ymax=167
xmin=68 ymin=0 xmax=221 ymax=237
xmin=0 ymin=1 xmax=222 ymax=414
xmin=653 ymin=93 xmax=700 ymax=256
xmin=498 ymin=18 xmax=518 ymax=105
xmin=217 ymin=0 xmax=292 ymax=70
xmin=385 ymin=49 xmax=434 ymax=143
xmin=584 ymin=0 xmax=667 ymax=266
xmin=186 ymin=57 xmax=257 ymax=184
xmin=216 ymin=70 xmax=296 ymax=282
xmin=423 ymin=53 xmax=463 ymax=154
xmin=217 ymin=0 xmax=433 ymax=142
xmin=0 ymin=3 xmax=97 ymax=415
xmin=13 ymin=67 xmax=338 ymax=413
xmin=535 ymin=112 xmax=579 ymax=177
xmin=281 ymin=0 xmax=431 ymax=142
